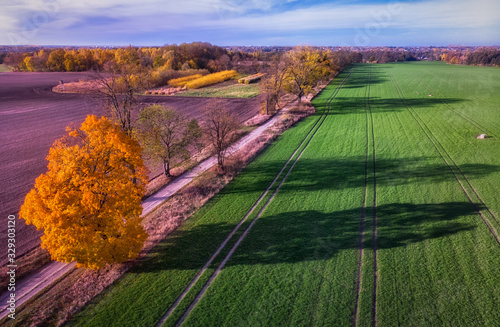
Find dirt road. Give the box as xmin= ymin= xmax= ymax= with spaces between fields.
xmin=0 ymin=105 xmax=280 ymax=320
xmin=0 ymin=72 xmax=258 ymax=265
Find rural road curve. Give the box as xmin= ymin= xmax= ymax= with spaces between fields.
xmin=0 ymin=108 xmax=283 ymax=320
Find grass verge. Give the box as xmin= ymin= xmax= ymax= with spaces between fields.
xmin=175 ymin=82 xmax=259 ymax=98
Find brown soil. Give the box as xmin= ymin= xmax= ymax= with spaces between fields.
xmin=0 ymin=72 xmax=259 ymax=267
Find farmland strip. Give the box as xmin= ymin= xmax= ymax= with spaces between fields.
xmin=354 ymin=68 xmax=373 ymax=327
xmin=369 ymin=72 xmax=379 ymax=327
xmin=389 ymin=74 xmax=500 ymax=245
xmin=172 ymin=72 xmax=353 ymax=327
xmin=412 ymin=76 xmax=495 ymax=137
xmin=156 ymin=71 xmax=353 ymax=327
xmin=366 ymin=69 xmax=379 ymax=327
xmin=406 ymin=76 xmax=500 ymax=228
xmin=423 ymin=68 xmax=500 ymax=116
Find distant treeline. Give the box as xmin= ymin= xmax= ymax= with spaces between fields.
xmin=2 ymin=44 xmax=498 ymax=76
xmin=441 ymin=47 xmax=500 ymax=67
xmin=0 ymin=42 xmax=256 ymax=73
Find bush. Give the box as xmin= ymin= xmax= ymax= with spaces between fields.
xmin=168 ymin=74 xmax=203 ymax=87
xmin=149 ymin=69 xmax=209 ymax=87
xmin=185 ymin=70 xmax=238 ymax=89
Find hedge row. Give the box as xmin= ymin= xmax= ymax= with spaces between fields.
xmin=185 ymin=70 xmax=238 ymax=89
xmin=168 ymin=74 xmax=204 ymax=87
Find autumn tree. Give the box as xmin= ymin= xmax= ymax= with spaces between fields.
xmin=23 ymin=56 xmax=35 ymax=72
xmin=283 ymin=46 xmax=330 ymax=106
xmin=136 ymin=105 xmax=202 ymax=177
xmin=203 ymin=99 xmax=240 ymax=170
xmin=261 ymin=57 xmax=287 ymax=115
xmin=46 ymin=49 xmax=66 ymax=71
xmin=19 ymin=115 xmax=148 ymax=269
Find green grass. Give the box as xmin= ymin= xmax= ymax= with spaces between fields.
xmin=68 ymin=63 xmax=500 ymax=327
xmin=175 ymin=82 xmax=260 ymax=98
xmin=66 ymin=75 xmax=336 ymax=326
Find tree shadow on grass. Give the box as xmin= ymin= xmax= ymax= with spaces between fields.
xmin=340 ymin=70 xmax=388 ymax=89
xmin=312 ymin=97 xmax=466 ymax=115
xmin=133 ymin=202 xmax=479 ymax=273
xmin=223 ymin=156 xmax=500 ymax=196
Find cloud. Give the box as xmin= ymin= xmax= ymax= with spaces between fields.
xmin=198 ymin=0 xmax=500 ymax=32
xmin=0 ymin=0 xmax=498 ymax=45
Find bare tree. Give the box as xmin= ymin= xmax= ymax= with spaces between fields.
xmin=203 ymin=99 xmax=241 ymax=171
xmin=92 ymin=63 xmax=149 ymax=135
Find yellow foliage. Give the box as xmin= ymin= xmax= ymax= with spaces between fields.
xmin=185 ymin=70 xmax=238 ymax=89
xmin=168 ymin=74 xmax=203 ymax=87
xmin=238 ymin=73 xmax=265 ymax=84
xmin=23 ymin=56 xmax=35 ymax=72
xmin=20 ymin=115 xmax=148 ymax=269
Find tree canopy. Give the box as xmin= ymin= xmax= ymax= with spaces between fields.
xmin=20 ymin=115 xmax=148 ymax=269
xmin=283 ymin=46 xmax=331 ymax=105
xmin=136 ymin=105 xmax=202 ymax=177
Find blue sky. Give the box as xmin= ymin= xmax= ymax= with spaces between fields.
xmin=1 ymin=0 xmax=499 ymax=46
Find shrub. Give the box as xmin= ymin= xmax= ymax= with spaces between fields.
xmin=149 ymin=69 xmax=209 ymax=87
xmin=168 ymin=74 xmax=203 ymax=87
xmin=185 ymin=70 xmax=238 ymax=89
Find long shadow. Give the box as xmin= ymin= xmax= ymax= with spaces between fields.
xmin=340 ymin=70 xmax=388 ymax=89
xmin=222 ymin=157 xmax=500 ymax=195
xmin=312 ymin=97 xmax=466 ymax=115
xmin=133 ymin=202 xmax=478 ymax=273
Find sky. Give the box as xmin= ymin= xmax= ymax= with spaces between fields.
xmin=1 ymin=0 xmax=499 ymax=47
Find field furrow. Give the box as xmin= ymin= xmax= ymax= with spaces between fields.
xmin=389 ymin=73 xmax=500 ymax=243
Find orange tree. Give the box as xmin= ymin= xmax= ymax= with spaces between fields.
xmin=20 ymin=115 xmax=148 ymax=269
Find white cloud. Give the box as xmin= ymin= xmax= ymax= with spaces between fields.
xmin=197 ymin=0 xmax=500 ymax=31
xmin=0 ymin=0 xmax=498 ymax=45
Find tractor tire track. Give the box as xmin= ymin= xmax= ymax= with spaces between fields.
xmin=407 ymin=76 xmax=500 ymax=227
xmin=156 ymin=71 xmax=353 ymax=327
xmin=389 ymin=74 xmax=500 ymax=245
xmin=354 ymin=68 xmax=378 ymax=327
xmin=412 ymin=76 xmax=495 ymax=137
xmin=368 ymin=70 xmax=379 ymax=327
xmin=368 ymin=72 xmax=379 ymax=327
xmin=173 ymin=72 xmax=351 ymax=327
xmin=422 ymin=69 xmax=499 ymax=117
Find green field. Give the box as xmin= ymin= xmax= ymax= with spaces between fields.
xmin=68 ymin=62 xmax=500 ymax=327
xmin=175 ymin=81 xmax=260 ymax=98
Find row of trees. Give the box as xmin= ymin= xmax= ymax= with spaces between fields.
xmin=3 ymin=43 xmax=254 ymax=73
xmin=136 ymin=101 xmax=239 ymax=177
xmin=20 ymin=103 xmax=240 ymax=269
xmin=260 ymin=46 xmax=361 ymax=114
xmin=441 ymin=47 xmax=500 ymax=66
xmin=18 ymin=45 xmax=358 ymax=269
xmin=20 ymin=58 xmax=242 ymax=269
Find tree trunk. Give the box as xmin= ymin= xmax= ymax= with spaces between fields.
xmin=163 ymin=160 xmax=171 ymax=177
xmin=218 ymin=153 xmax=223 ymax=169
xmin=265 ymin=95 xmax=270 ymax=115
xmin=297 ymin=90 xmax=303 ymax=108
